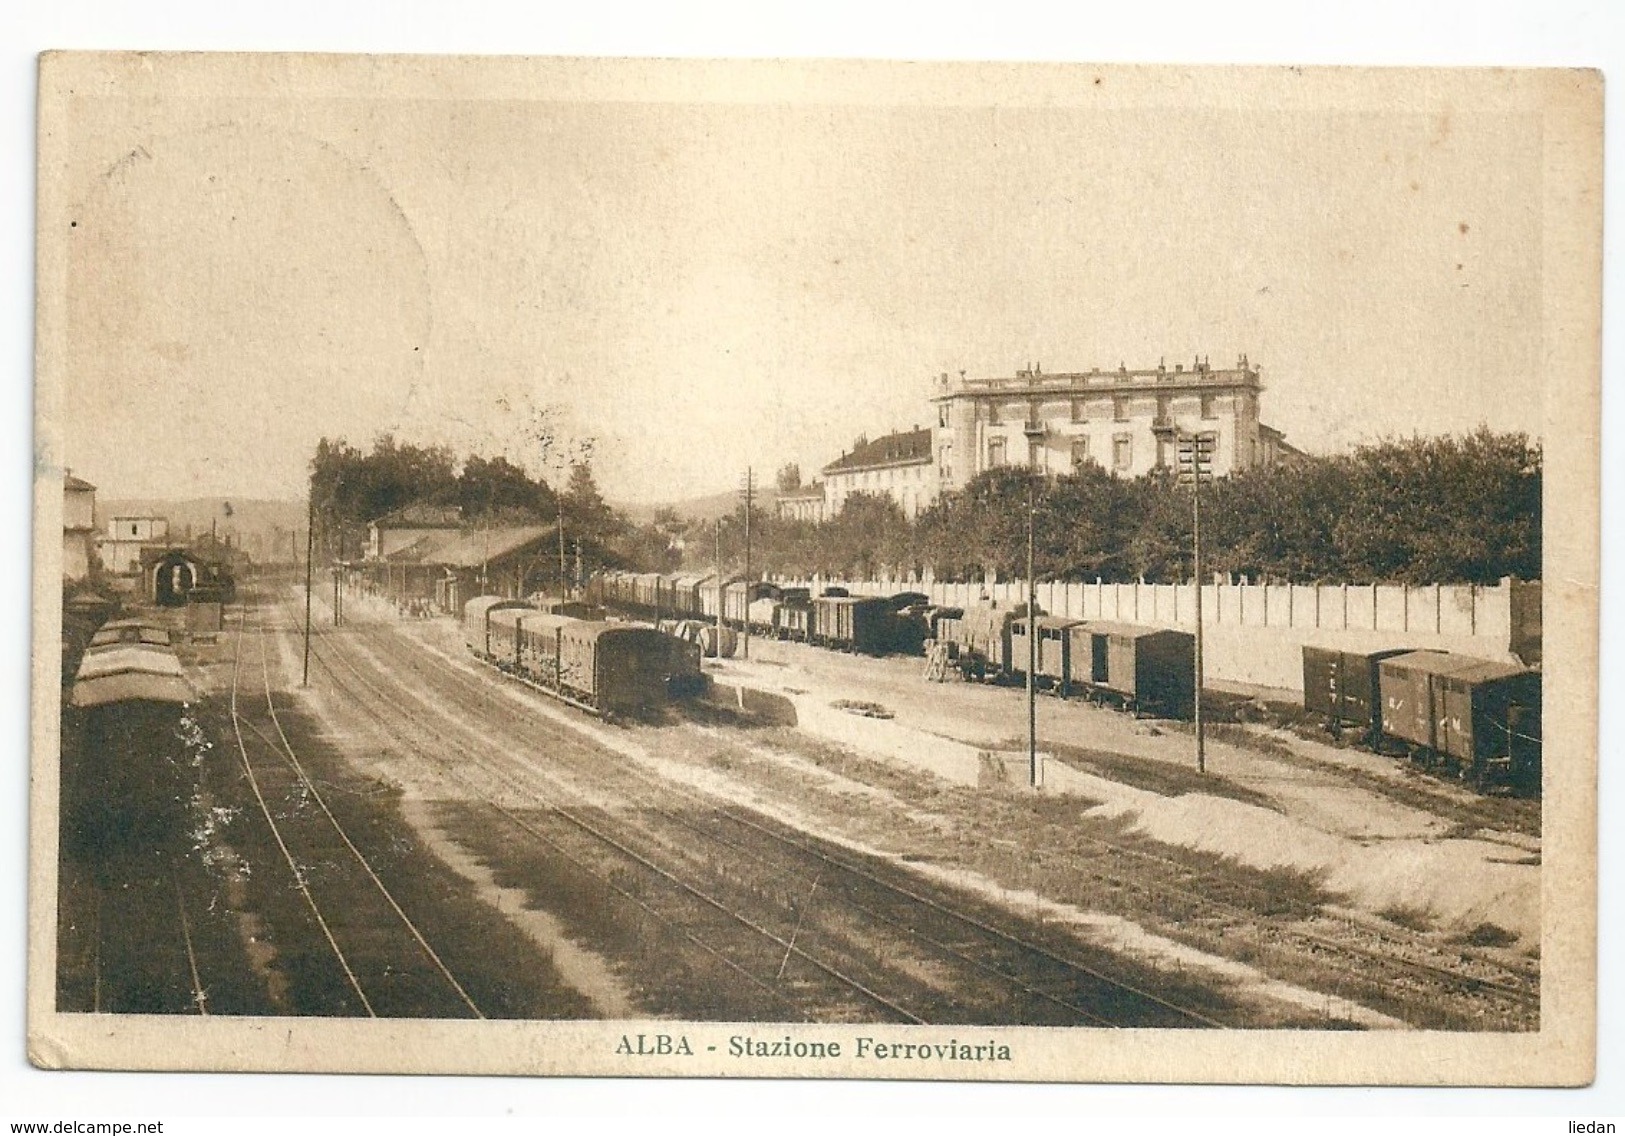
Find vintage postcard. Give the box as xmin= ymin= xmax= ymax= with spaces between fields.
xmin=29 ymin=53 xmax=1600 ymax=1083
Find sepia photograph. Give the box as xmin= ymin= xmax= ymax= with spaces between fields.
xmin=27 ymin=50 xmax=1601 ymax=1086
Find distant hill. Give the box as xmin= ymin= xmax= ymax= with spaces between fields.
xmin=99 ymin=497 xmax=308 ymax=565
xmin=617 ymin=487 xmax=780 ymax=526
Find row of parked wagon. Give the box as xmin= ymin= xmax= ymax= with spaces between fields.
xmin=590 ymin=569 xmax=1541 ymax=795
xmin=588 ymin=571 xmax=933 ymax=655
xmin=1302 ymin=646 xmax=1541 ymax=793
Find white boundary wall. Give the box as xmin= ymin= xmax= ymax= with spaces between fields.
xmin=773 ymin=575 xmax=1541 ymax=693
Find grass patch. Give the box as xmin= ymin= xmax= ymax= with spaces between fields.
xmin=1378 ymin=903 xmax=1436 ymax=933
xmin=1028 ymin=737 xmax=1282 ymax=811
xmin=1450 ymin=922 xmax=1519 ymax=949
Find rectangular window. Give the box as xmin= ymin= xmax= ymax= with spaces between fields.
xmin=1029 ymin=440 xmax=1044 ymax=470
xmin=988 ymin=400 xmax=1001 ymax=425
xmin=1113 ymin=433 xmax=1132 ymax=470
xmin=1201 ymin=393 xmax=1217 ymax=419
xmin=1070 ymin=398 xmax=1084 ymax=422
xmin=1113 ymin=396 xmax=1129 ymax=422
xmin=1071 ymin=437 xmax=1090 ymax=470
xmin=1155 ymin=394 xmax=1170 ymax=421
xmin=988 ymin=437 xmax=1006 ymax=467
xmin=938 ymin=403 xmax=951 ymax=428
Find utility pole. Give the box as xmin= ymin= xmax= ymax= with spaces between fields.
xmin=558 ymin=494 xmax=568 ymax=598
xmin=1160 ymin=427 xmax=1215 ymax=774
xmin=713 ymin=522 xmax=723 ymax=655
xmin=741 ymin=466 xmax=753 ymax=660
xmin=1026 ymin=472 xmax=1038 ymax=788
xmin=302 ymin=493 xmax=314 ymax=687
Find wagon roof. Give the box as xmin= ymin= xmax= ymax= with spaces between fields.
xmin=1380 ymin=650 xmax=1485 ymax=677
xmin=71 ymin=671 xmax=193 ymax=708
xmin=465 ymin=595 xmax=533 ymax=617
xmin=76 ymin=645 xmax=186 ymax=681
xmin=1014 ymin=615 xmax=1084 ymax=631
xmin=1439 ymin=658 xmax=1535 ymax=684
xmin=1074 ymin=620 xmax=1185 ymax=639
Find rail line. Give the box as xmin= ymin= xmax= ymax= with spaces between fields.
xmin=225 ymin=604 xmax=484 ymax=1018
xmin=314 ymin=597 xmax=1223 ymax=1027
xmin=292 ymin=597 xmax=924 ymax=1023
xmin=375 ymin=600 xmax=1537 ymax=1029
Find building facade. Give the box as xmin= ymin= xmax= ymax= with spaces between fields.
xmin=96 ymin=515 xmax=171 ymax=576
xmin=775 ymin=483 xmax=826 ymax=524
xmin=366 ymin=503 xmax=463 ymax=560
xmin=820 ymin=427 xmax=939 ymax=520
xmin=62 ymin=474 xmax=97 ymax=582
xmin=931 ymin=356 xmax=1294 ymax=490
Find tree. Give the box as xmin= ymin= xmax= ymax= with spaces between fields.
xmin=459 ymin=454 xmax=554 ymax=522
xmin=776 ymin=463 xmax=802 ymax=493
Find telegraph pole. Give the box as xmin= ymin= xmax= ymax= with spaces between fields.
xmin=1165 ymin=429 xmax=1214 ymax=774
xmin=713 ymin=522 xmax=723 ymax=653
xmin=302 ymin=493 xmax=314 ymax=687
xmin=1026 ymin=472 xmax=1038 ymax=788
xmin=741 ymin=466 xmax=753 ymax=660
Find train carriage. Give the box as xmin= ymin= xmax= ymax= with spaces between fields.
xmin=65 ymin=623 xmax=196 ymax=858
xmin=464 ymin=595 xmax=533 ymax=657
xmin=937 ymin=605 xmax=1021 ymax=678
xmin=667 ymin=572 xmax=713 ymax=620
xmin=1302 ymin=646 xmax=1411 ymax=742
xmin=811 ymin=594 xmax=893 ymax=654
xmin=1377 ymin=651 xmax=1541 ymax=789
xmin=1010 ymin=616 xmax=1083 ymax=687
xmin=1066 ymin=621 xmax=1195 ymax=718
xmin=469 ymin=597 xmax=703 ymax=716
xmin=87 ymin=618 xmax=173 ymax=651
xmin=773 ymin=589 xmax=813 ymax=640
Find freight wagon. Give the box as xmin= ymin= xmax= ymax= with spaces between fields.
xmin=1376 ymin=651 xmax=1541 ymax=791
xmin=1065 ymin=622 xmax=1196 ymax=719
xmin=1301 ymin=646 xmax=1411 ymax=743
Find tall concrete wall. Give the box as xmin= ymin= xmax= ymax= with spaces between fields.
xmin=776 ymin=575 xmax=1540 ymax=693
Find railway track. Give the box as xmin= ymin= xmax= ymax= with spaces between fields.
xmin=223 ymin=605 xmax=485 ymax=1019
xmin=377 ymin=595 xmax=1537 ymax=1031
xmin=303 ymin=593 xmax=1226 ymax=1028
xmin=77 ymin=869 xmax=211 ymax=1015
xmin=681 ymin=707 xmax=1542 ymax=1030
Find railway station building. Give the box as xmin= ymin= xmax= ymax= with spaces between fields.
xmin=929 ymin=355 xmax=1299 ymax=491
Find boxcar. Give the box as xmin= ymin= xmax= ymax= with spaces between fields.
xmin=1302 ymin=646 xmax=1411 ymax=741
xmin=938 ymin=605 xmax=1021 ymax=677
xmin=746 ymin=594 xmax=780 ymax=634
xmin=1377 ymin=651 xmax=1541 ymax=788
xmin=811 ymin=595 xmax=893 ymax=654
xmin=464 ymin=595 xmax=534 ymax=656
xmin=721 ymin=580 xmax=755 ymax=627
xmin=668 ymin=573 xmax=713 ymax=620
xmin=774 ymin=590 xmax=813 ymax=640
xmin=700 ymin=576 xmax=744 ymax=621
xmin=1010 ymin=616 xmax=1083 ymax=686
xmin=1067 ymin=621 xmax=1195 ymax=718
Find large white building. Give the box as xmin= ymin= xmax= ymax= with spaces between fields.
xmin=820 ymin=427 xmax=939 ymax=520
xmin=931 ymin=356 xmax=1296 ymax=490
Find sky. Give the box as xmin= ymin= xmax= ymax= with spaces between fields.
xmin=50 ymin=64 xmax=1550 ymax=505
